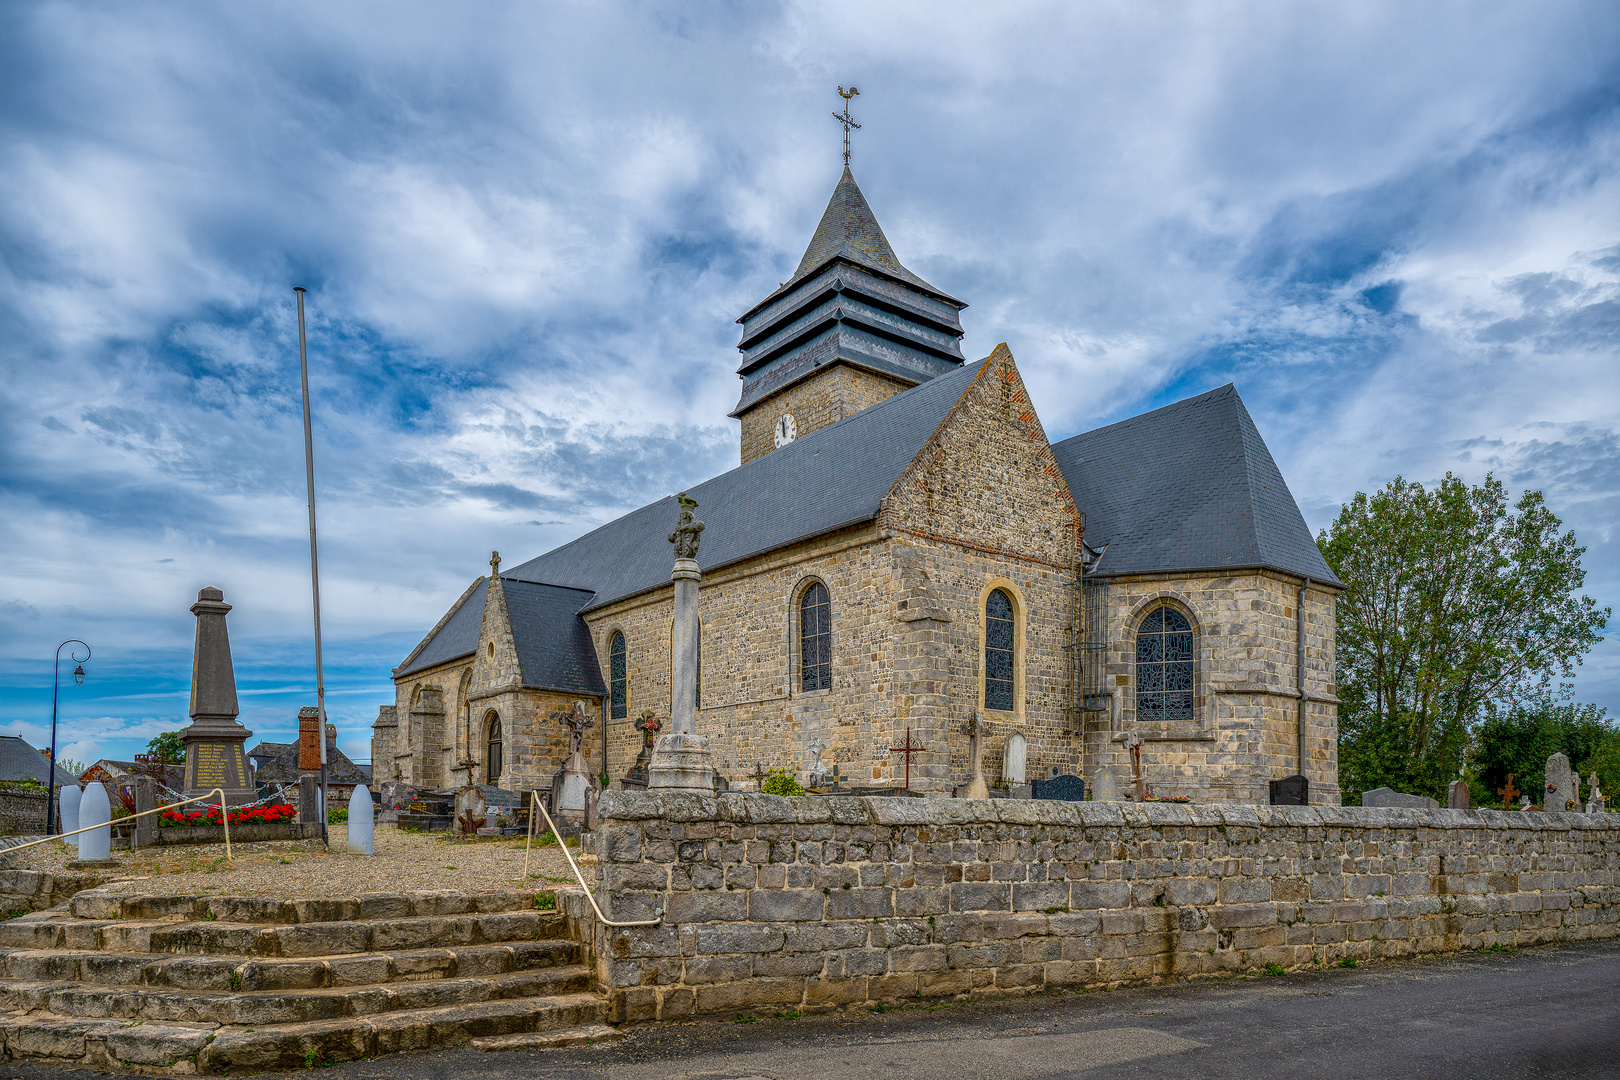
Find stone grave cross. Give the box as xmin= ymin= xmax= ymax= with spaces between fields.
xmin=1587 ymin=774 xmax=1604 ymax=814
xmin=565 ymin=701 xmax=593 ymax=756
xmin=1497 ymin=774 xmax=1519 ymax=810
xmin=1123 ymin=729 xmax=1147 ymax=802
xmin=963 ymin=711 xmax=990 ymax=799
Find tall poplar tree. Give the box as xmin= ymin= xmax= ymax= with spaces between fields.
xmin=1318 ymin=473 xmax=1608 ymax=802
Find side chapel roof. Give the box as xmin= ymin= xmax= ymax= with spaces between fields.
xmin=1050 ymin=383 xmax=1341 ymax=587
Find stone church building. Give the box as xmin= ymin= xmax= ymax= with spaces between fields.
xmin=373 ymin=166 xmax=1344 ymax=805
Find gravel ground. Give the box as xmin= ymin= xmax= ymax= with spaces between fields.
xmin=1 ymin=826 xmax=591 ymax=898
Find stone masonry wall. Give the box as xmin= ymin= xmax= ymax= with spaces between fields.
xmin=739 ymin=363 xmax=914 ymax=465
xmin=588 ymin=791 xmax=1619 ymax=1023
xmin=1083 ymin=571 xmax=1342 ymax=806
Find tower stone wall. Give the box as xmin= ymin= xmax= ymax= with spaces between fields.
xmin=738 ymin=363 xmax=913 ymax=464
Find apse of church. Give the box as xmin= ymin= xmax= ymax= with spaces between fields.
xmin=379 ymin=151 xmax=1344 ymax=806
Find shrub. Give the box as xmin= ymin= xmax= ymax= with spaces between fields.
xmin=328 ymin=807 xmax=348 ymax=825
xmin=761 ymin=768 xmax=805 ymax=796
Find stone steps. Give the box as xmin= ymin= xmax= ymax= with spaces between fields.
xmin=0 ymin=991 xmax=608 ymax=1072
xmin=1 ymin=938 xmax=577 ymax=990
xmin=0 ymin=963 xmax=592 ymax=1025
xmin=0 ymin=888 xmax=615 ymax=1073
xmin=0 ymin=909 xmax=563 ymax=957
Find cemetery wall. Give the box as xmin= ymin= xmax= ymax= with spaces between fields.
xmin=587 ymin=791 xmax=1620 ymax=1022
xmin=0 ymin=790 xmax=49 ymax=836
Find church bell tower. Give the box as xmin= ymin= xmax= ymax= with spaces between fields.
xmin=731 ymin=92 xmax=967 ymax=464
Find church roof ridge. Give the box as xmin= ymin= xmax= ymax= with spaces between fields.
xmin=1050 ymin=383 xmax=1341 ymax=588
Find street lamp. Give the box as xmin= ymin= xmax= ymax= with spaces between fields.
xmin=48 ymin=640 xmax=91 ymax=835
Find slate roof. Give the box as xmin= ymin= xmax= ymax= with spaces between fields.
xmin=0 ymin=736 xmax=79 ymax=787
xmin=744 ymin=167 xmax=961 ymax=319
xmin=250 ymin=738 xmax=369 ymax=787
xmin=395 ymin=580 xmax=487 ymax=677
xmin=504 ymin=581 xmax=606 ymax=696
xmin=1050 ymin=384 xmax=1341 ymax=587
xmin=504 ymin=358 xmax=985 ymax=609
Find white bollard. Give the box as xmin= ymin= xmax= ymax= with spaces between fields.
xmin=77 ymin=782 xmax=112 ymax=862
xmin=348 ymin=785 xmax=374 ymax=856
xmin=58 ymin=785 xmax=82 ymax=846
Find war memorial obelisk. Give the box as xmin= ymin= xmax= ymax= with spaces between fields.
xmin=647 ymin=492 xmax=717 ymax=795
xmin=181 ymin=587 xmax=257 ymax=806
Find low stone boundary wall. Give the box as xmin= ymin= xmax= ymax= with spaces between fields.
xmin=0 ymin=791 xmax=50 ymax=836
xmin=589 ymin=792 xmax=1620 ymax=1022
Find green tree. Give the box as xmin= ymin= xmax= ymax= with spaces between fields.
xmin=1319 ymin=473 xmax=1608 ymax=803
xmin=1471 ymin=698 xmax=1617 ymax=808
xmin=146 ymin=731 xmax=187 ymax=764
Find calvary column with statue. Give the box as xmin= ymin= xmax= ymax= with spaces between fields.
xmin=647 ymin=492 xmax=718 ymax=795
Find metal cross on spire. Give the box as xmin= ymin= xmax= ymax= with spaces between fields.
xmin=833 ymin=85 xmax=861 ymax=165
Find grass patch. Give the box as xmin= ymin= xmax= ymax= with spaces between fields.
xmin=731 ymin=1013 xmax=759 ymax=1024
xmin=870 ymin=1002 xmax=889 ymax=1014
xmin=1337 ymin=956 xmax=1357 ymax=969
xmin=1263 ymin=962 xmax=1286 ymax=977
xmin=534 ymin=893 xmax=558 ymax=911
xmin=773 ymin=1009 xmax=801 ymax=1020
xmin=1476 ymin=942 xmax=1516 ymax=954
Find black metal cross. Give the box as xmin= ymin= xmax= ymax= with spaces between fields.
xmin=833 ymin=86 xmax=861 ymax=165
xmin=888 ymin=726 xmax=924 ymax=790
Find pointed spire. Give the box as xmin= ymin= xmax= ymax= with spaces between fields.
xmin=792 ymin=165 xmax=910 ymax=283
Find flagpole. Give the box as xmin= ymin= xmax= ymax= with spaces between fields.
xmin=294 ymin=286 xmax=331 ymax=849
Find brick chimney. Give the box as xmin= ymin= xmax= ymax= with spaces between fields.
xmin=297 ymin=707 xmax=322 ymax=772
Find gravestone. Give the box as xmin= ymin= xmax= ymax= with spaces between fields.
xmin=806 ymin=742 xmax=828 ymax=790
xmin=1362 ymin=786 xmax=1439 ymax=809
xmin=297 ymin=774 xmax=320 ymax=825
xmin=58 ymin=785 xmax=80 ymax=846
xmin=1092 ymin=770 xmax=1119 ymax=801
xmin=1544 ymin=752 xmax=1580 ymax=812
xmin=1032 ymin=774 xmax=1086 ymax=802
xmin=348 ymin=785 xmax=374 ymax=855
xmin=1586 ymin=774 xmax=1604 ymax=814
xmin=1269 ymin=774 xmax=1309 ymax=806
xmin=549 ymin=702 xmax=597 ymax=820
xmin=1447 ymin=780 xmax=1471 ymax=810
xmin=76 ymin=782 xmax=112 ymax=862
xmin=1002 ymin=732 xmax=1027 ymax=785
xmin=376 ymin=781 xmax=417 ymax=824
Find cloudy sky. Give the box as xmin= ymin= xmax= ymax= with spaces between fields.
xmin=2 ymin=1 xmax=1617 ymax=770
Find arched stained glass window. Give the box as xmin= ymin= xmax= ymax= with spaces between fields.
xmin=609 ymin=632 xmax=627 ymax=719
xmin=984 ymin=589 xmax=1015 ymax=711
xmin=800 ymin=582 xmax=831 ymax=691
xmin=1136 ymin=607 xmax=1194 ymax=722
xmin=485 ymin=714 xmax=503 ymax=783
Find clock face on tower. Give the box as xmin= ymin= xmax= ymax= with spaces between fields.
xmin=773 ymin=412 xmax=797 ymax=448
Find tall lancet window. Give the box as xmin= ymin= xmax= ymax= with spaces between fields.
xmin=984 ymin=589 xmax=1015 ymax=711
xmin=800 ymin=581 xmax=831 ymax=691
xmin=1136 ymin=607 xmax=1194 ymax=722
xmin=485 ymin=713 xmax=503 ymax=784
xmin=609 ymin=632 xmax=627 ymax=719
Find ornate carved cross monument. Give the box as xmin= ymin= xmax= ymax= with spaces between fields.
xmin=833 ymin=86 xmax=861 ymax=165
xmin=648 ymin=492 xmax=717 ymax=795
xmin=1497 ymin=774 xmax=1520 ymax=810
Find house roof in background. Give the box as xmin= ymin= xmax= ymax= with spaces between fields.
xmin=0 ymin=736 xmax=81 ymax=787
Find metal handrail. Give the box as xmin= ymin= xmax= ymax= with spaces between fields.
xmin=2 ymin=788 xmax=234 ymax=862
xmin=523 ymin=790 xmax=658 ymax=927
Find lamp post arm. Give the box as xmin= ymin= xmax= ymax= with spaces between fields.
xmin=47 ymin=640 xmax=90 ymax=837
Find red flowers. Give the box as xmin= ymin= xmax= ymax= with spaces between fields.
xmin=157 ymin=803 xmax=298 ymax=828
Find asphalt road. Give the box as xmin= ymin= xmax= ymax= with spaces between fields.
xmin=15 ymin=939 xmax=1620 ymax=1079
